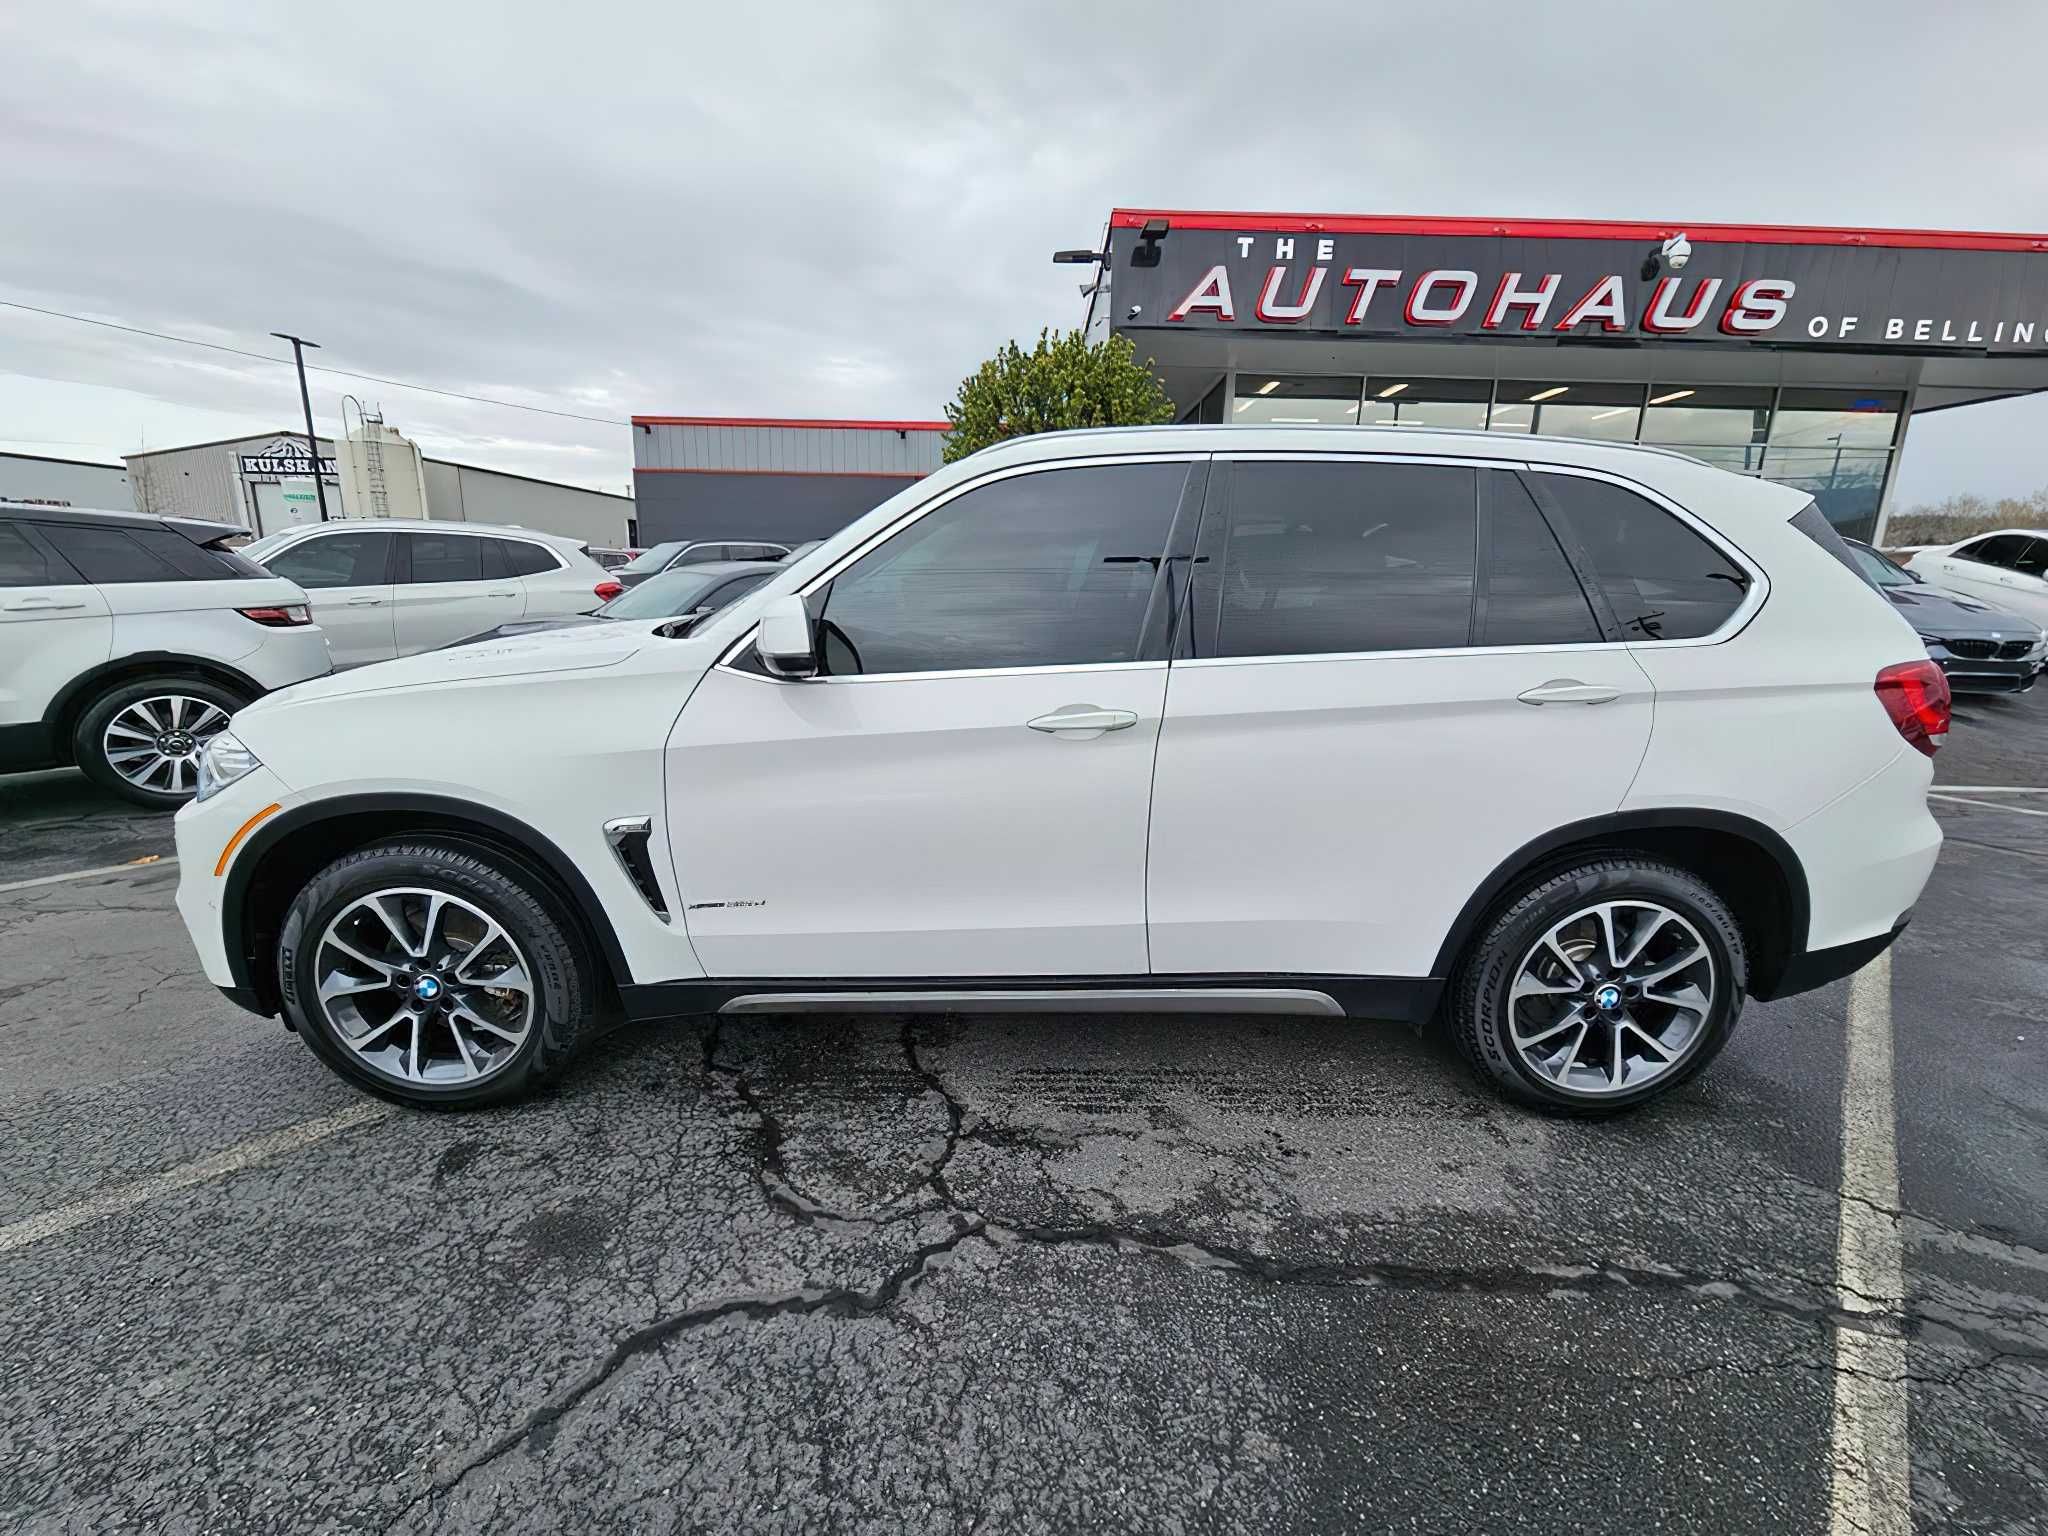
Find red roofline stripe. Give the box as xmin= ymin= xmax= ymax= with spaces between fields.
xmin=1110 ymin=208 xmax=2048 ymax=254
xmin=632 ymin=415 xmax=951 ymax=431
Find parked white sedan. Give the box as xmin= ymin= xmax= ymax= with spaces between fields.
xmin=242 ymin=518 xmax=621 ymax=666
xmin=1904 ymin=529 xmax=2048 ymax=626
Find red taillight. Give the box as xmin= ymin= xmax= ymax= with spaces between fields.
xmin=594 ymin=580 xmax=623 ymax=601
xmin=238 ymin=605 xmax=311 ymax=627
xmin=1874 ymin=658 xmax=1951 ymax=757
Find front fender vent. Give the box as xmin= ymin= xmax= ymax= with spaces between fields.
xmin=601 ymin=816 xmax=670 ymax=922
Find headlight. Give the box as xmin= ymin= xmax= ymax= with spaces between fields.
xmin=195 ymin=730 xmax=261 ymax=801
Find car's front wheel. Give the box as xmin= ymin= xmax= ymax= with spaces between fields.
xmin=277 ymin=841 xmax=596 ymax=1107
xmin=1450 ymin=858 xmax=1747 ymax=1113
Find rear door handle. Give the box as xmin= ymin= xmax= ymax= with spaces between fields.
xmin=2 ymin=594 xmax=86 ymax=611
xmin=487 ymin=589 xmax=517 ymax=598
xmin=1026 ymin=706 xmax=1140 ymax=736
xmin=1517 ymin=679 xmax=1621 ymax=705
xmin=345 ymin=595 xmax=383 ymax=607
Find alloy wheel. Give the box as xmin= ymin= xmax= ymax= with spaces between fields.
xmin=313 ymin=887 xmax=535 ymax=1086
xmin=101 ymin=694 xmax=231 ymax=796
xmin=1508 ymin=900 xmax=1716 ymax=1097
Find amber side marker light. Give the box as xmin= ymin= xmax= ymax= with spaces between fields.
xmin=215 ymin=803 xmax=283 ymax=876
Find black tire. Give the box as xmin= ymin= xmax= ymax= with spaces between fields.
xmin=1448 ymin=858 xmax=1748 ymax=1114
xmin=73 ymin=675 xmax=249 ymax=808
xmin=277 ymin=840 xmax=596 ymax=1108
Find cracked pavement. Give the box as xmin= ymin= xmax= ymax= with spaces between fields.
xmin=3 ymin=695 xmax=2047 ymax=1534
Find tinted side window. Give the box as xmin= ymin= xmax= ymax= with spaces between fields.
xmin=1196 ymin=461 xmax=1477 ymax=658
xmin=1480 ymin=472 xmax=1601 ymax=646
xmin=1538 ymin=474 xmax=1749 ymax=641
xmin=501 ymin=540 xmax=558 ymax=576
xmin=2015 ymin=539 xmax=2048 ymax=578
xmin=816 ymin=462 xmax=1190 ymax=675
xmin=403 ymin=532 xmax=483 ymax=583
xmin=706 ymin=574 xmax=770 ymax=609
xmin=263 ymin=531 xmax=392 ymax=589
xmin=126 ymin=528 xmax=246 ymax=580
xmin=39 ymin=524 xmax=178 ymax=584
xmin=0 ymin=524 xmax=57 ymax=586
xmin=1958 ymin=535 xmax=2026 ymax=568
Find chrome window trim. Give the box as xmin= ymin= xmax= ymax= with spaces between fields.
xmin=1523 ymin=463 xmax=1770 ymax=649
xmin=717 ymin=659 xmax=1167 ymax=688
xmin=714 ymin=451 xmax=1208 ymax=677
xmin=1214 ymin=449 xmax=1528 ymax=471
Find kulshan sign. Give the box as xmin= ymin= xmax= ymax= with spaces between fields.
xmin=1108 ymin=213 xmax=2048 ymax=352
xmin=238 ymin=437 xmax=337 ymax=479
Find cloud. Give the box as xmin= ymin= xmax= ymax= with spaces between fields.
xmin=3 ymin=0 xmax=2046 ymax=498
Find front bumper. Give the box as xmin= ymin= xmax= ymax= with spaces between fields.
xmin=1925 ymin=642 xmax=2043 ymax=693
xmin=172 ymin=765 xmax=292 ymax=1000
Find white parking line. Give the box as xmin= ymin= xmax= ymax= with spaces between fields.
xmin=0 ymin=1101 xmax=392 ymax=1255
xmin=1929 ymin=793 xmax=2048 ymax=818
xmin=1827 ymin=951 xmax=1911 ymax=1536
xmin=0 ymin=855 xmax=178 ymax=896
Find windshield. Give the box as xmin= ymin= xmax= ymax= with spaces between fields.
xmin=616 ymin=540 xmax=685 ymax=575
xmin=596 ymin=566 xmax=725 ymax=619
xmin=1850 ymin=543 xmax=1913 ymax=588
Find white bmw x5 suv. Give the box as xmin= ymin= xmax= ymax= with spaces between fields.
xmin=172 ymin=426 xmax=1946 ymax=1112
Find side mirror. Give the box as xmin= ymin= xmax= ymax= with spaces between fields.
xmin=755 ymin=593 xmax=818 ymax=678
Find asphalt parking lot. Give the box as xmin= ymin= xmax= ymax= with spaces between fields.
xmin=3 ymin=697 xmax=2045 ymax=1535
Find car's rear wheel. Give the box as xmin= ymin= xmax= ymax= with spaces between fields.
xmin=277 ymin=841 xmax=595 ymax=1107
xmin=73 ymin=676 xmax=247 ymax=807
xmin=1450 ymin=858 xmax=1747 ymax=1113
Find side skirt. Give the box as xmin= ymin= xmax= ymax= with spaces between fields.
xmin=618 ymin=975 xmax=1444 ymax=1025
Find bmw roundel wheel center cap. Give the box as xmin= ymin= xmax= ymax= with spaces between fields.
xmin=412 ymin=975 xmax=444 ymax=1005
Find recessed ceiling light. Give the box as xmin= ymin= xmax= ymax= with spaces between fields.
xmin=1649 ymin=389 xmax=1696 ymax=405
xmin=1376 ymin=382 xmax=1409 ymax=398
xmin=1528 ymin=386 xmax=1569 ymax=402
xmin=1257 ymin=380 xmax=1281 ymax=396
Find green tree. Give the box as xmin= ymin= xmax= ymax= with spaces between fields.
xmin=941 ymin=328 xmax=1175 ymax=463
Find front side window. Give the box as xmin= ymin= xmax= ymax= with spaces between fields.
xmin=1537 ymin=474 xmax=1750 ymax=641
xmin=1479 ymin=472 xmax=1602 ymax=646
xmin=1957 ymin=534 xmax=2028 ymax=569
xmin=402 ymin=532 xmax=484 ymax=584
xmin=1193 ymin=461 xmax=1478 ymax=658
xmin=2014 ymin=538 xmax=2048 ymax=578
xmin=815 ymin=461 xmax=1190 ymax=676
xmin=262 ymin=531 xmax=392 ymax=589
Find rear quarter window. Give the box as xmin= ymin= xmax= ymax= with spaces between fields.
xmin=37 ymin=524 xmax=180 ymax=584
xmin=1535 ymin=474 xmax=1750 ymax=641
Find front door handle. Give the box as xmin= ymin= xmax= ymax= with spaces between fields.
xmin=487 ymin=589 xmax=517 ymax=598
xmin=1026 ymin=705 xmax=1140 ymax=737
xmin=1517 ymin=679 xmax=1621 ymax=705
xmin=345 ymin=595 xmax=383 ymax=607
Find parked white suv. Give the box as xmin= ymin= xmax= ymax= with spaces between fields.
xmin=241 ymin=518 xmax=620 ymax=666
xmin=173 ymin=427 xmax=1945 ymax=1112
xmin=1 ymin=503 xmax=331 ymax=806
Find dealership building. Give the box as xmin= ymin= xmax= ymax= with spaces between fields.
xmin=1074 ymin=209 xmax=2048 ymax=543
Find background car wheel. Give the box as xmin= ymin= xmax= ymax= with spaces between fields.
xmin=73 ymin=675 xmax=248 ymax=807
xmin=1449 ymin=858 xmax=1747 ymax=1114
xmin=277 ymin=841 xmax=596 ymax=1108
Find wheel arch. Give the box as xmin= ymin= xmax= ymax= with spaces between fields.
xmin=223 ymin=793 xmax=633 ymax=1016
xmin=48 ymin=653 xmax=266 ymax=762
xmin=1430 ymin=809 xmax=1811 ymax=1002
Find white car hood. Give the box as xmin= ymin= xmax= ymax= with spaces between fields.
xmin=259 ymin=621 xmax=659 ymax=706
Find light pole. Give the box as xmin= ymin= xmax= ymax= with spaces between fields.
xmin=270 ymin=332 xmax=331 ymax=522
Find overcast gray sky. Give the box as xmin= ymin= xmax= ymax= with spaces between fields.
xmin=5 ymin=0 xmax=2047 ymax=505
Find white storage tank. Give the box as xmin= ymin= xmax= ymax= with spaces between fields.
xmin=335 ymin=406 xmax=430 ymax=521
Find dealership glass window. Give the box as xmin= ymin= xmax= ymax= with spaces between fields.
xmin=1759 ymin=449 xmax=1891 ymax=542
xmin=1639 ymin=385 xmax=1772 ymax=472
xmin=1359 ymin=377 xmax=1490 ymax=430
xmin=1231 ymin=375 xmax=1362 ymax=425
xmin=1190 ymin=461 xmax=1478 ymax=658
xmin=1489 ymin=382 xmax=1645 ymax=441
xmin=1768 ymin=389 xmax=1903 ymax=449
xmin=815 ymin=461 xmax=1189 ymax=675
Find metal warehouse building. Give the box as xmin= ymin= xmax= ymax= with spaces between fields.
xmin=0 ymin=451 xmax=132 ymax=510
xmin=631 ymin=416 xmax=947 ymax=547
xmin=125 ymin=431 xmax=635 ymax=545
